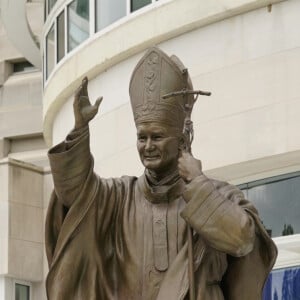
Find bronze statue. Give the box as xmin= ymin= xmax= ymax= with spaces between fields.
xmin=45 ymin=47 xmax=277 ymax=300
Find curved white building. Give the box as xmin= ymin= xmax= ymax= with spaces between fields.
xmin=1 ymin=0 xmax=300 ymax=299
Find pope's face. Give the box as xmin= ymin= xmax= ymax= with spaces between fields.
xmin=136 ymin=123 xmax=181 ymax=176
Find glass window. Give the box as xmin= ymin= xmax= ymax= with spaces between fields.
xmin=263 ymin=266 xmax=300 ymax=300
xmin=95 ymin=0 xmax=126 ymax=31
xmin=46 ymin=25 xmax=55 ymax=79
xmin=68 ymin=0 xmax=90 ymax=52
xmin=48 ymin=0 xmax=57 ymax=14
xmin=131 ymin=0 xmax=152 ymax=12
xmin=13 ymin=61 xmax=35 ymax=73
xmin=15 ymin=283 xmax=30 ymax=300
xmin=57 ymin=11 xmax=65 ymax=62
xmin=241 ymin=173 xmax=300 ymax=238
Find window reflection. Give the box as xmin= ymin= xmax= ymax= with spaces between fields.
xmin=15 ymin=283 xmax=30 ymax=300
xmin=44 ymin=0 xmax=161 ymax=82
xmin=57 ymin=11 xmax=65 ymax=62
xmin=96 ymin=0 xmax=126 ymax=31
xmin=131 ymin=0 xmax=152 ymax=12
xmin=240 ymin=174 xmax=300 ymax=237
xmin=46 ymin=25 xmax=55 ymax=79
xmin=68 ymin=0 xmax=89 ymax=52
xmin=263 ymin=266 xmax=300 ymax=300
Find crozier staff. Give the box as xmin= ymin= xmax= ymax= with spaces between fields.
xmin=45 ymin=47 xmax=277 ymax=300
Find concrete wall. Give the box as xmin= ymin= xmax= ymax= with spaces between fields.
xmin=0 ymin=13 xmax=49 ymax=300
xmin=0 ymin=277 xmax=13 ymax=300
xmin=0 ymin=15 xmax=43 ymax=139
xmin=0 ymin=23 xmax=21 ymax=63
xmin=0 ymin=163 xmax=9 ymax=275
xmin=0 ymin=72 xmax=43 ymax=139
xmin=8 ymin=164 xmax=44 ymax=281
xmin=0 ymin=158 xmax=50 ymax=300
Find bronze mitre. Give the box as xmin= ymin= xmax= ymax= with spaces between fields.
xmin=129 ymin=47 xmax=194 ymax=131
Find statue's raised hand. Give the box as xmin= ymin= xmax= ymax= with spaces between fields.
xmin=178 ymin=151 xmax=203 ymax=183
xmin=74 ymin=77 xmax=103 ymax=129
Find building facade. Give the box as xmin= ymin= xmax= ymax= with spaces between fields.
xmin=0 ymin=1 xmax=49 ymax=299
xmin=1 ymin=0 xmax=300 ymax=299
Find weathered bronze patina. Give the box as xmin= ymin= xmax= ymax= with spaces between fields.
xmin=45 ymin=47 xmax=277 ymax=300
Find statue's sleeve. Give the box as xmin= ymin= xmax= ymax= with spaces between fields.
xmin=46 ymin=126 xmax=133 ymax=268
xmin=180 ymin=175 xmax=256 ymax=257
xmin=48 ymin=126 xmax=94 ymax=208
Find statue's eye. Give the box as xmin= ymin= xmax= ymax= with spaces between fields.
xmin=153 ymin=135 xmax=163 ymax=141
xmin=138 ymin=136 xmax=146 ymax=142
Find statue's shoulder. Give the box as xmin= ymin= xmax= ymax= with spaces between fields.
xmin=111 ymin=175 xmax=138 ymax=186
xmin=209 ymin=177 xmax=244 ymax=197
xmin=120 ymin=175 xmax=138 ymax=183
xmin=96 ymin=175 xmax=138 ymax=189
xmin=209 ymin=177 xmax=230 ymax=189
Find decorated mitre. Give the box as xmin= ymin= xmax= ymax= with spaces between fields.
xmin=129 ymin=47 xmax=194 ymax=130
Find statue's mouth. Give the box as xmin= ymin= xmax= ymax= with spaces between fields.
xmin=144 ymin=155 xmax=160 ymax=160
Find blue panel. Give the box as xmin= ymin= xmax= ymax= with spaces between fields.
xmin=263 ymin=266 xmax=300 ymax=299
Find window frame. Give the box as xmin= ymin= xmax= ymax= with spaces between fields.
xmin=13 ymin=279 xmax=32 ymax=300
xmin=56 ymin=10 xmax=66 ymax=63
xmin=238 ymin=171 xmax=300 ymax=270
xmin=43 ymin=0 xmax=170 ymax=85
xmin=67 ymin=0 xmax=91 ymax=53
xmin=240 ymin=171 xmax=300 ymax=190
xmin=45 ymin=23 xmax=55 ymax=80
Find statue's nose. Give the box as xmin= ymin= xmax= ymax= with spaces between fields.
xmin=145 ymin=138 xmax=155 ymax=151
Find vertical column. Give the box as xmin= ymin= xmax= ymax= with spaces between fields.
xmin=0 ymin=162 xmax=9 ymax=276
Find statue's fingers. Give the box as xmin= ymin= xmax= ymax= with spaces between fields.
xmin=74 ymin=85 xmax=83 ymax=104
xmin=94 ymin=97 xmax=103 ymax=109
xmin=82 ymin=76 xmax=88 ymax=96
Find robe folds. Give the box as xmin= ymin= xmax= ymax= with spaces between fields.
xmin=45 ymin=127 xmax=277 ymax=300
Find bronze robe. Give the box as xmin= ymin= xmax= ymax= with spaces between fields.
xmin=45 ymin=127 xmax=277 ymax=300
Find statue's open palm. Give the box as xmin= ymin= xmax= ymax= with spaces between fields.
xmin=74 ymin=77 xmax=103 ymax=129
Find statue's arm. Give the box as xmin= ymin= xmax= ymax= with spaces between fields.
xmin=178 ymin=152 xmax=256 ymax=257
xmin=48 ymin=77 xmax=102 ymax=208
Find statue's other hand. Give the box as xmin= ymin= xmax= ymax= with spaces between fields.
xmin=178 ymin=151 xmax=203 ymax=183
xmin=73 ymin=77 xmax=103 ymax=129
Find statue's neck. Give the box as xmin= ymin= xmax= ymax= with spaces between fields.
xmin=145 ymin=168 xmax=180 ymax=186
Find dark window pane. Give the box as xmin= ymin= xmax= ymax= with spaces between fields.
xmin=68 ymin=0 xmax=89 ymax=52
xmin=263 ymin=266 xmax=300 ymax=300
xmin=57 ymin=11 xmax=65 ymax=62
xmin=131 ymin=0 xmax=151 ymax=12
xmin=15 ymin=283 xmax=30 ymax=300
xmin=46 ymin=25 xmax=55 ymax=79
xmin=247 ymin=175 xmax=300 ymax=237
xmin=96 ymin=0 xmax=126 ymax=31
xmin=13 ymin=61 xmax=35 ymax=73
